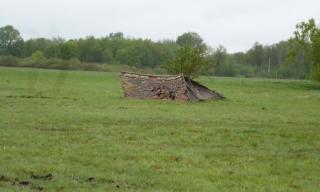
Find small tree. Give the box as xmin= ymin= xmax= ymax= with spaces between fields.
xmin=166 ymin=45 xmax=207 ymax=78
xmin=166 ymin=32 xmax=208 ymax=78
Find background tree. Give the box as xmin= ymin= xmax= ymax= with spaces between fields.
xmin=58 ymin=40 xmax=79 ymax=60
xmin=0 ymin=25 xmax=23 ymax=56
xmin=176 ymin=32 xmax=205 ymax=49
xmin=78 ymin=36 xmax=104 ymax=62
xmin=211 ymin=45 xmax=227 ymax=76
xmin=102 ymin=48 xmax=114 ymax=63
xmin=22 ymin=38 xmax=52 ymax=58
xmin=312 ymin=30 xmax=320 ymax=81
xmin=291 ymin=19 xmax=320 ymax=81
xmin=247 ymin=42 xmax=265 ymax=74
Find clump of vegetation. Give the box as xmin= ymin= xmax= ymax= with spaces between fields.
xmin=165 ymin=32 xmax=209 ymax=78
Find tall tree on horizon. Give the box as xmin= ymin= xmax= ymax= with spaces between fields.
xmin=0 ymin=25 xmax=23 ymax=56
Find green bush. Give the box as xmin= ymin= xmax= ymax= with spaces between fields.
xmin=237 ymin=64 xmax=255 ymax=77
xmin=278 ymin=64 xmax=296 ymax=79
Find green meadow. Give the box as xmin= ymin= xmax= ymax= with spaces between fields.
xmin=0 ymin=67 xmax=320 ymax=191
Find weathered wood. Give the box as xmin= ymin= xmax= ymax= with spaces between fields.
xmin=120 ymin=71 xmax=224 ymax=101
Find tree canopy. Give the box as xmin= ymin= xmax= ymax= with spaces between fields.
xmin=165 ymin=32 xmax=208 ymax=78
xmin=0 ymin=25 xmax=23 ymax=55
xmin=291 ymin=19 xmax=320 ymax=81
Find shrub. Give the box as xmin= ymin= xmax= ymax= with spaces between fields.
xmin=0 ymin=55 xmax=19 ymax=67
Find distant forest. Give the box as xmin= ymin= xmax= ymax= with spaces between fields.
xmin=0 ymin=21 xmax=318 ymax=80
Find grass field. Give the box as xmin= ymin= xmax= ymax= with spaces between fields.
xmin=0 ymin=67 xmax=320 ymax=191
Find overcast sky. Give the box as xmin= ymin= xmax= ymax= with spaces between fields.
xmin=1 ymin=0 xmax=319 ymax=53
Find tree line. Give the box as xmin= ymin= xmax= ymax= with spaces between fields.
xmin=0 ymin=19 xmax=319 ymax=81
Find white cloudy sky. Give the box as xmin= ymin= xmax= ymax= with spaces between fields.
xmin=1 ymin=0 xmax=319 ymax=52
